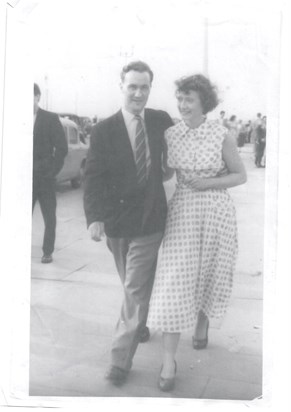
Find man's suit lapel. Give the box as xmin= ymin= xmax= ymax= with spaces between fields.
xmin=144 ymin=109 xmax=156 ymax=166
xmin=113 ymin=110 xmax=137 ymax=176
xmin=113 ymin=109 xmax=156 ymax=166
xmin=111 ymin=110 xmax=158 ymax=189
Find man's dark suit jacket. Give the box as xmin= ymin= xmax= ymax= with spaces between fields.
xmin=83 ymin=109 xmax=173 ymax=238
xmin=33 ymin=108 xmax=68 ymax=178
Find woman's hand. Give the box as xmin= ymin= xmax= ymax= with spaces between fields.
xmin=189 ymin=176 xmax=210 ymax=190
xmin=188 ymin=133 xmax=247 ymax=191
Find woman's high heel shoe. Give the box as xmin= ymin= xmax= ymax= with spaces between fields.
xmin=158 ymin=360 xmax=177 ymax=392
xmin=192 ymin=318 xmax=209 ymax=350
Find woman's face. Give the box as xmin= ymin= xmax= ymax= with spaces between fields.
xmin=176 ymin=90 xmax=204 ymax=122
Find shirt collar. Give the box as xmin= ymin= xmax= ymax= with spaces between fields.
xmin=122 ymin=108 xmax=145 ymax=124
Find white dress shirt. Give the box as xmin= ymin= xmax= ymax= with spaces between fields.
xmin=121 ymin=108 xmax=151 ymax=172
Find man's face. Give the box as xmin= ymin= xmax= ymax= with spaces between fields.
xmin=120 ymin=70 xmax=151 ymax=114
xmin=34 ymin=93 xmax=40 ymax=113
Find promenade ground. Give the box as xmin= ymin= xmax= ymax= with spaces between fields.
xmin=29 ymin=145 xmax=264 ymax=400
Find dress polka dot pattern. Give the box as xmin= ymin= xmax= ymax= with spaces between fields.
xmin=147 ymin=119 xmax=238 ymax=333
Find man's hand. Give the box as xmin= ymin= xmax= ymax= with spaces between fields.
xmin=88 ymin=221 xmax=105 ymax=242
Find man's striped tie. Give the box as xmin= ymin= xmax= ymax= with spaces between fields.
xmin=134 ymin=115 xmax=149 ymax=185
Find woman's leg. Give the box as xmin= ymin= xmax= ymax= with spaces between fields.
xmin=161 ymin=332 xmax=180 ymax=378
xmin=194 ymin=309 xmax=209 ymax=340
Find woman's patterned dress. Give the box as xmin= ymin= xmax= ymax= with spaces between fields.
xmin=147 ymin=119 xmax=238 ymax=333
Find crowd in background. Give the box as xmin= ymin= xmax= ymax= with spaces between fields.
xmin=70 ymin=110 xmax=267 ymax=169
xmin=218 ymin=111 xmax=267 ymax=167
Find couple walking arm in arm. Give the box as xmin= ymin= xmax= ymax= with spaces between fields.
xmin=83 ymin=61 xmax=247 ymax=390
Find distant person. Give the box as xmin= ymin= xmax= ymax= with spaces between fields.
xmin=245 ymin=120 xmax=252 ymax=143
xmin=261 ymin=116 xmax=267 ymax=167
xmin=79 ymin=131 xmax=86 ymax=144
xmin=33 ymin=83 xmax=68 ymax=263
xmin=250 ymin=113 xmax=262 ymax=145
xmin=228 ymin=115 xmax=238 ymax=142
xmin=218 ymin=110 xmax=228 ymax=127
xmin=84 ymin=119 xmax=93 ymax=138
xmin=255 ymin=115 xmax=266 ymax=167
xmin=147 ymin=74 xmax=247 ymax=392
xmin=237 ymin=120 xmax=247 ymax=149
xmin=83 ymin=61 xmax=173 ymax=386
xmin=255 ymin=112 xmax=262 ymax=127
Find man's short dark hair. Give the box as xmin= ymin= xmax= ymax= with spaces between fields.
xmin=120 ymin=61 xmax=154 ymax=83
xmin=34 ymin=83 xmax=41 ymax=96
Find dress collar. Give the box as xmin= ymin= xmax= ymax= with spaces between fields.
xmin=179 ymin=118 xmax=207 ymax=138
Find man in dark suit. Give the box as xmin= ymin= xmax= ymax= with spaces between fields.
xmin=33 ymin=83 xmax=68 ymax=263
xmin=83 ymin=61 xmax=173 ymax=385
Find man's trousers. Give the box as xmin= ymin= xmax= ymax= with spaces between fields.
xmin=107 ymin=231 xmax=163 ymax=371
xmin=32 ymin=175 xmax=57 ymax=256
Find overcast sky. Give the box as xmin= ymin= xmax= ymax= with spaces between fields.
xmin=20 ymin=0 xmax=280 ymax=121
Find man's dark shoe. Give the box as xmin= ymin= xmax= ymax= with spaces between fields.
xmin=41 ymin=254 xmax=53 ymax=264
xmin=105 ymin=365 xmax=128 ymax=386
xmin=139 ymin=326 xmax=150 ymax=343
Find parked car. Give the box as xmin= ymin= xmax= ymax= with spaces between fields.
xmin=58 ymin=112 xmax=87 ymax=143
xmin=56 ymin=117 xmax=88 ymax=188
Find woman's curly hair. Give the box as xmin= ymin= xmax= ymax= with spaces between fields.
xmin=175 ymin=74 xmax=219 ymax=114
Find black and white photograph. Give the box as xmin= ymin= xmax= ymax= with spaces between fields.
xmin=0 ymin=0 xmax=290 ymax=410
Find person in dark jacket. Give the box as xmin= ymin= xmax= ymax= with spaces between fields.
xmin=255 ymin=116 xmax=267 ymax=167
xmin=33 ymin=83 xmax=68 ymax=263
xmin=83 ymin=61 xmax=173 ymax=386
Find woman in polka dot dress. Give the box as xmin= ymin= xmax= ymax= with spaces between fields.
xmin=147 ymin=74 xmax=247 ymax=392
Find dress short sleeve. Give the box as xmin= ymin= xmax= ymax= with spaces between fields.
xmin=165 ymin=127 xmax=178 ymax=169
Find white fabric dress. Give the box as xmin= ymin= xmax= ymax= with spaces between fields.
xmin=147 ymin=119 xmax=238 ymax=333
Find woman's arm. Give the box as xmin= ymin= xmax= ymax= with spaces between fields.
xmin=162 ymin=163 xmax=175 ymax=182
xmin=190 ymin=134 xmax=247 ymax=190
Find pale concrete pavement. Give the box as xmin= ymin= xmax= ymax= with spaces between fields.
xmin=29 ymin=145 xmax=264 ymax=400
